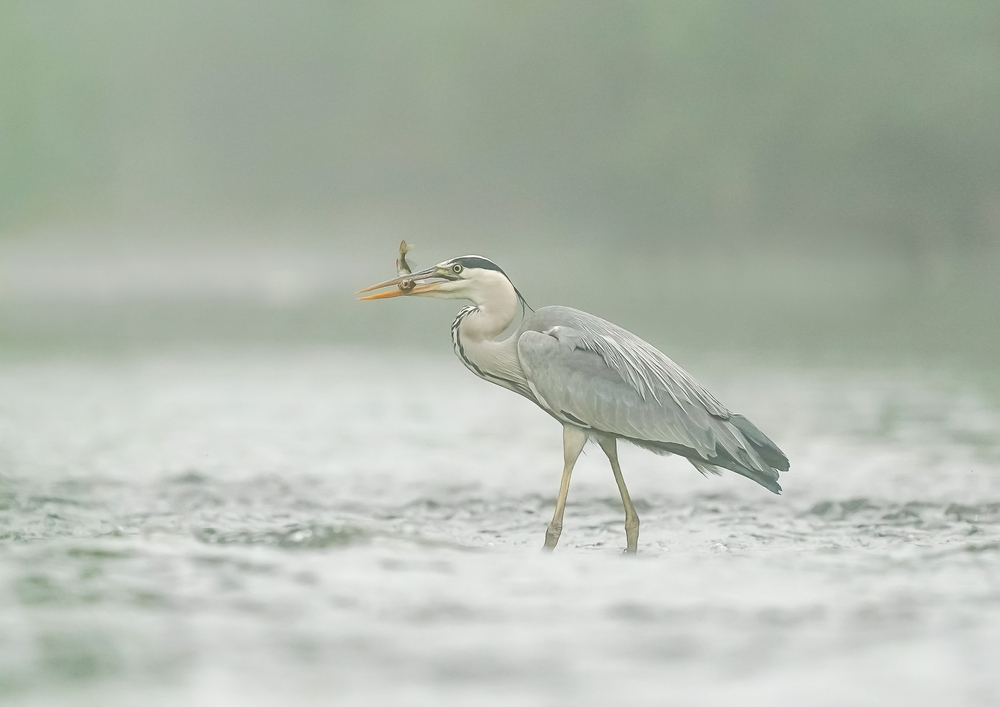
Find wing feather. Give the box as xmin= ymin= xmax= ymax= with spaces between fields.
xmin=524 ymin=307 xmax=729 ymax=416
xmin=516 ymin=307 xmax=784 ymax=492
xmin=518 ymin=330 xmax=724 ymax=456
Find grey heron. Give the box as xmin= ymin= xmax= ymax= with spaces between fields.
xmin=358 ymin=254 xmax=788 ymax=553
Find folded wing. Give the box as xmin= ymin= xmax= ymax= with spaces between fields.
xmin=517 ymin=307 xmax=786 ymax=493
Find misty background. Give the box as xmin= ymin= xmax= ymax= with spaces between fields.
xmin=4 ymin=5 xmax=1000 ymax=706
xmin=1 ymin=1 xmax=999 ymax=361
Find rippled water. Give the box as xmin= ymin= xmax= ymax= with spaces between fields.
xmin=1 ymin=348 xmax=999 ymax=706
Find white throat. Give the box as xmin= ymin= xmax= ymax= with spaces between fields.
xmin=449 ymin=269 xmax=532 ymax=399
xmin=457 ymin=270 xmax=520 ymax=342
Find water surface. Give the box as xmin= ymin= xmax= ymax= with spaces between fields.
xmin=1 ymin=348 xmax=999 ymax=706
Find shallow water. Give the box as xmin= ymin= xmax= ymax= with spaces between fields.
xmin=1 ymin=348 xmax=999 ymax=706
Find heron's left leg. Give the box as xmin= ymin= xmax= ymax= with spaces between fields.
xmin=543 ymin=425 xmax=588 ymax=551
xmin=597 ymin=436 xmax=640 ymax=554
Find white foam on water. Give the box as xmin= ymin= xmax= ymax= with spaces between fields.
xmin=0 ymin=348 xmax=998 ymax=706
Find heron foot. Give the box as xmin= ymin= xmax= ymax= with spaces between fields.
xmin=624 ymin=517 xmax=639 ymax=554
xmin=543 ymin=522 xmax=562 ymax=550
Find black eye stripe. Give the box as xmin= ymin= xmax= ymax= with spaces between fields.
xmin=449 ymin=256 xmax=505 ymax=274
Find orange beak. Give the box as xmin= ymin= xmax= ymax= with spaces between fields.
xmin=356 ymin=267 xmax=445 ymax=300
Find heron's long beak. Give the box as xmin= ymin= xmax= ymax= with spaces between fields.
xmin=356 ymin=266 xmax=445 ymax=300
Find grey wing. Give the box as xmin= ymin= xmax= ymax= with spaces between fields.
xmin=517 ymin=307 xmax=786 ymax=493
xmin=528 ymin=307 xmax=730 ymax=415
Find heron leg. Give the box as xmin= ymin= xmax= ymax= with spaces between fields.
xmin=544 ymin=425 xmax=588 ymax=551
xmin=597 ymin=436 xmax=640 ymax=554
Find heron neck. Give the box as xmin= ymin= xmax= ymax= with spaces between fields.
xmin=458 ymin=275 xmax=520 ymax=343
xmin=451 ymin=279 xmax=531 ymax=398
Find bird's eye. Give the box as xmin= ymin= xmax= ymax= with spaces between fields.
xmin=452 ymin=264 xmax=463 ymax=274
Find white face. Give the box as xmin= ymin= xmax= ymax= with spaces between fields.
xmin=422 ymin=261 xmax=511 ymax=303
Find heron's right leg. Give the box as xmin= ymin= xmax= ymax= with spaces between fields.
xmin=597 ymin=436 xmax=640 ymax=554
xmin=543 ymin=425 xmax=588 ymax=550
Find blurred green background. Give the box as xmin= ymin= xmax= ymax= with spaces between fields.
xmin=1 ymin=0 xmax=998 ymax=363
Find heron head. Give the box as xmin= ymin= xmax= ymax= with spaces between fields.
xmin=357 ymin=255 xmax=520 ymax=305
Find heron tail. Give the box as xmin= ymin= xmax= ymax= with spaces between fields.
xmin=729 ymin=414 xmax=790 ymax=472
xmin=626 ymin=435 xmax=784 ymax=495
xmin=688 ymin=454 xmax=782 ymax=494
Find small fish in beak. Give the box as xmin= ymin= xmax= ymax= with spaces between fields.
xmin=396 ymin=241 xmax=415 ymax=292
xmin=357 ymin=250 xmax=445 ymax=299
xmin=396 ymin=240 xmax=414 ymax=276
